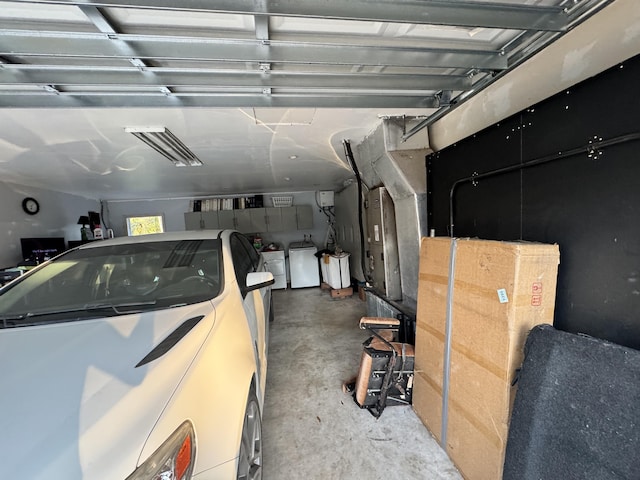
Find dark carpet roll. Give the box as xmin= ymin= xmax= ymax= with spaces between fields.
xmin=503 ymin=324 xmax=640 ymax=480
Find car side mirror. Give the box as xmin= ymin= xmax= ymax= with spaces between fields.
xmin=244 ymin=271 xmax=275 ymax=293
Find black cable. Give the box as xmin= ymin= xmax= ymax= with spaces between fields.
xmin=448 ymin=131 xmax=640 ymax=237
xmin=99 ymin=200 xmax=110 ymax=231
xmin=343 ymin=139 xmax=371 ymax=284
xmin=321 ymin=207 xmax=332 ymax=222
xmin=321 ymin=207 xmax=337 ymax=248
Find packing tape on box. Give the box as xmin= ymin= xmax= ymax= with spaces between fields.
xmin=441 ymin=237 xmax=458 ymax=448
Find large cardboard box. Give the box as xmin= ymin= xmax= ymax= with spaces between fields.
xmin=413 ymin=237 xmax=560 ymax=480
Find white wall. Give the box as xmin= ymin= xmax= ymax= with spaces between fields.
xmin=104 ymin=191 xmax=334 ymax=251
xmin=0 ymin=181 xmax=99 ymax=267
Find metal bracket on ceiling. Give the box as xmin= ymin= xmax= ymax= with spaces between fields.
xmin=401 ymin=91 xmax=454 ymax=143
xmin=41 ymin=84 xmax=60 ymax=94
xmin=129 ymin=58 xmax=147 ymax=71
xmin=380 ymin=115 xmax=408 ymax=136
xmin=436 ymin=90 xmax=452 ymax=107
xmin=471 ymin=171 xmax=479 ymax=187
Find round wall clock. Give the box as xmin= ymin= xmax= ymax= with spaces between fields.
xmin=22 ymin=197 xmax=40 ymax=215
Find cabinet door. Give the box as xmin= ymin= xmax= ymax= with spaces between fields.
xmin=296 ymin=205 xmax=313 ymax=229
xmin=201 ymin=211 xmax=220 ymax=229
xmin=218 ymin=210 xmax=236 ymax=229
xmin=250 ymin=208 xmax=268 ymax=232
xmin=265 ymin=207 xmax=283 ymax=232
xmin=280 ymin=207 xmax=297 ymax=231
xmin=234 ymin=210 xmax=252 ymax=233
xmin=184 ymin=212 xmax=203 ymax=230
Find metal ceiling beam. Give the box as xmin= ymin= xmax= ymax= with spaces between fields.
xmin=3 ymin=0 xmax=570 ymax=31
xmin=78 ymin=5 xmax=118 ymax=36
xmin=254 ymin=13 xmax=271 ymax=89
xmin=0 ymin=67 xmax=472 ymax=91
xmin=254 ymin=15 xmax=270 ymax=43
xmin=77 ymin=5 xmax=176 ymax=95
xmin=77 ymin=6 xmax=148 ymax=65
xmin=0 ymin=92 xmax=442 ymax=108
xmin=0 ymin=31 xmax=509 ymax=70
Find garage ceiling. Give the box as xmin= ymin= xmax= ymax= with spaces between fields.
xmin=0 ymin=0 xmax=613 ymax=200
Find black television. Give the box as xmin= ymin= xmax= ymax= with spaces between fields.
xmin=20 ymin=237 xmax=67 ymax=263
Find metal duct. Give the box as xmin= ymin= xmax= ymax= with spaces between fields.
xmin=356 ymin=117 xmax=431 ymax=309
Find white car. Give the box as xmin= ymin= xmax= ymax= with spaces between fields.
xmin=0 ymin=230 xmax=273 ymax=480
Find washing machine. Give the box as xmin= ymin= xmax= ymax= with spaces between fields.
xmin=288 ymin=242 xmax=320 ymax=288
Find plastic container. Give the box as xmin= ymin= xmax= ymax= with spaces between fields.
xmin=321 ymin=252 xmax=351 ymax=289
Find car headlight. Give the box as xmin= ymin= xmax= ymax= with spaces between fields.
xmin=125 ymin=421 xmax=195 ymax=480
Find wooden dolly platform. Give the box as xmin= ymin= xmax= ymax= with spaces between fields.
xmin=321 ymin=282 xmax=354 ymax=299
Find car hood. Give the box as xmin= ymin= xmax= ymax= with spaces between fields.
xmin=0 ymin=302 xmax=215 ymax=480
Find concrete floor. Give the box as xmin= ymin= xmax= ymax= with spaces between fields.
xmin=262 ymin=287 xmax=462 ymax=479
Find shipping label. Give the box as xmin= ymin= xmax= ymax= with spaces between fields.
xmin=497 ymin=289 xmax=509 ymax=303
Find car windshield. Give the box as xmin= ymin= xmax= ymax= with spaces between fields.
xmin=0 ymin=239 xmax=222 ymax=327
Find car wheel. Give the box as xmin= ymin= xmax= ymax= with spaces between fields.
xmin=237 ymin=388 xmax=262 ymax=480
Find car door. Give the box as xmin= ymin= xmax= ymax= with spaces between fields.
xmin=229 ymin=233 xmax=270 ymax=397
